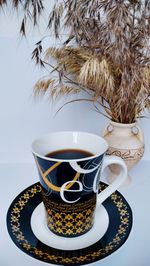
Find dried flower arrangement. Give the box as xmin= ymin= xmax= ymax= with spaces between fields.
xmin=1 ymin=0 xmax=150 ymax=123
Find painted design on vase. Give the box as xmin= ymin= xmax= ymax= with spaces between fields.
xmin=106 ymin=146 xmax=145 ymax=161
xmin=103 ymin=121 xmax=145 ymax=171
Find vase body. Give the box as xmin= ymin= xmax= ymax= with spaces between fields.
xmin=103 ymin=121 xmax=145 ymax=176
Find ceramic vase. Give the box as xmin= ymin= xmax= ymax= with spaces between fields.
xmin=103 ymin=121 xmax=145 ymax=184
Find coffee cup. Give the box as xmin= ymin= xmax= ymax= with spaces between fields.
xmin=32 ymin=131 xmax=127 ymax=237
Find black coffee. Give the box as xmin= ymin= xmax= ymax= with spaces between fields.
xmin=45 ymin=149 xmax=94 ymax=160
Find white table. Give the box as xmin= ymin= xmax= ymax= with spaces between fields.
xmin=1 ymin=161 xmax=149 ymax=266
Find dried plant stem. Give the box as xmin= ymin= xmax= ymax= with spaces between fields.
xmin=1 ymin=0 xmax=150 ymax=123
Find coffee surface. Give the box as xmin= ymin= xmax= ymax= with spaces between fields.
xmin=45 ymin=149 xmax=94 ymax=160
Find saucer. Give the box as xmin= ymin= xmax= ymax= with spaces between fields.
xmin=7 ymin=182 xmax=132 ymax=265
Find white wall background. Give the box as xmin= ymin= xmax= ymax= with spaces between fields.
xmin=0 ymin=4 xmax=149 ymax=163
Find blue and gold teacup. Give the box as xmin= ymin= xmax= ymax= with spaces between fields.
xmin=32 ymin=131 xmax=127 ymax=237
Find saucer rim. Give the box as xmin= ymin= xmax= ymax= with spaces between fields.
xmin=7 ymin=182 xmax=133 ymax=265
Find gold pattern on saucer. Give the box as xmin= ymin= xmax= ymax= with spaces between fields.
xmin=9 ymin=183 xmax=131 ymax=264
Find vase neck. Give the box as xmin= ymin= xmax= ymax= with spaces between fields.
xmin=110 ymin=121 xmax=136 ymax=129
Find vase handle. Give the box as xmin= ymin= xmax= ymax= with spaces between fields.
xmin=131 ymin=124 xmax=144 ymax=143
xmin=103 ymin=123 xmax=114 ymax=137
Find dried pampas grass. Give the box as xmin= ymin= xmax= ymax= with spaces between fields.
xmin=2 ymin=0 xmax=150 ymax=123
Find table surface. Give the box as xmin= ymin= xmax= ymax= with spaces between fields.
xmin=0 ymin=161 xmax=150 ymax=266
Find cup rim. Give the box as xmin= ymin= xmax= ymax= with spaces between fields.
xmin=31 ymin=131 xmax=108 ymax=162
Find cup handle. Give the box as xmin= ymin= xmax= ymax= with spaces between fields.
xmin=97 ymin=155 xmax=127 ymax=207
